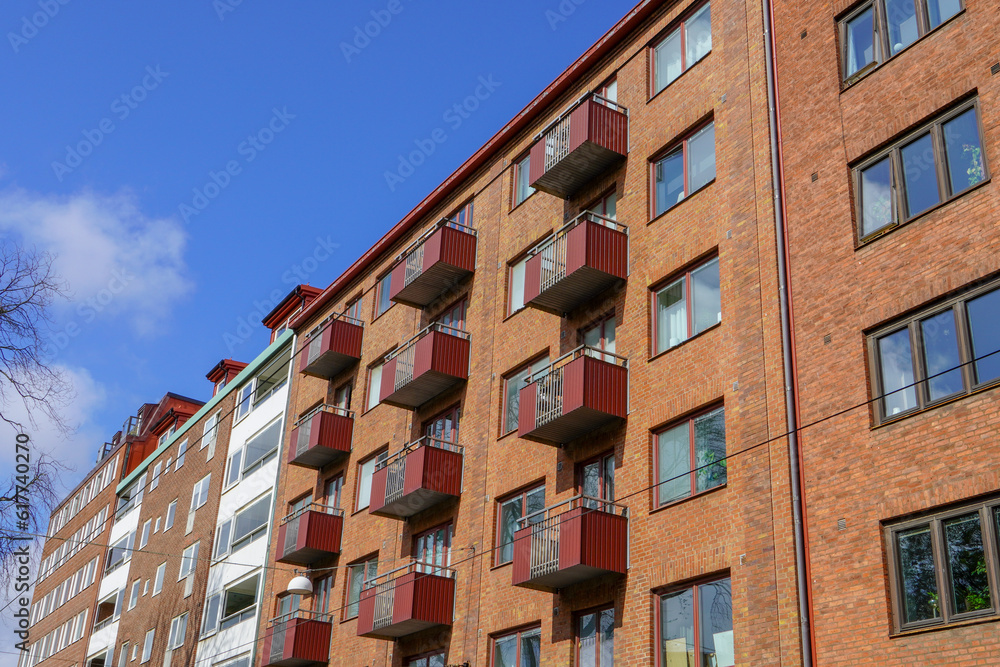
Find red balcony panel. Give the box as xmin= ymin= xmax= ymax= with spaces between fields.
xmin=518 ymin=349 xmax=628 ymax=445
xmin=390 ymin=221 xmax=477 ymax=308
xmin=528 ymin=96 xmax=628 ymax=199
xmin=369 ymin=439 xmax=463 ymax=519
xmin=512 ymin=498 xmax=628 ymax=591
xmin=287 ymin=408 xmax=353 ymax=469
xmin=524 ymin=214 xmax=628 ymax=315
xmin=299 ymin=316 xmax=364 ymax=379
xmin=262 ymin=613 xmax=332 ymax=667
xmin=380 ymin=325 xmax=471 ymax=410
xmin=275 ymin=506 xmax=343 ymax=566
xmin=357 ymin=565 xmax=456 ymax=639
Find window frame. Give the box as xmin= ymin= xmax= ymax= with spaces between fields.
xmin=506 ymin=253 xmax=530 ymax=316
xmin=167 ymin=612 xmax=188 ymax=650
xmin=650 ymin=0 xmax=713 ymax=97
xmin=512 ymin=153 xmax=535 ymax=208
xmin=354 ymin=449 xmax=389 ymax=513
xmin=165 ymin=500 xmax=177 ymax=531
xmin=490 ymin=625 xmax=542 ymax=667
xmin=140 ymin=629 xmax=154 ymax=664
xmin=853 ymin=98 xmax=988 ymax=243
xmin=404 ymin=651 xmax=447 ymax=667
xmin=343 ymin=556 xmax=378 ymax=621
xmin=152 ymin=563 xmax=165 ymax=596
xmin=374 ymin=272 xmax=394 ymax=320
xmin=575 ymin=604 xmax=615 ymax=667
xmin=651 ymin=255 xmax=722 ymax=356
xmin=654 ymin=574 xmax=733 ymax=667
xmin=219 ymin=572 xmax=261 ymax=631
xmin=650 ymin=119 xmax=716 ymax=218
xmin=179 ymin=542 xmax=200 ymax=581
xmin=365 ymin=359 xmax=386 ymax=413
xmin=501 ymin=353 xmax=550 ymax=436
xmin=494 ymin=483 xmax=545 ymax=566
xmin=868 ymin=278 xmax=1000 ymax=425
xmin=653 ymin=403 xmax=727 ymax=508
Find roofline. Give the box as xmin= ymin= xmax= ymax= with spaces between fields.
xmin=290 ymin=0 xmax=660 ymax=331
xmin=262 ymin=284 xmax=323 ymax=328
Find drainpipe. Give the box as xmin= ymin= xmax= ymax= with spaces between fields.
xmin=760 ymin=1 xmax=815 ymax=665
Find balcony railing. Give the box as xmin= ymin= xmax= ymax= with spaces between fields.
xmin=528 ymin=93 xmax=629 ymax=199
xmin=287 ymin=405 xmax=353 ymax=469
xmin=524 ymin=212 xmax=628 ymax=315
xmin=518 ymin=346 xmax=628 ymax=445
xmin=299 ymin=313 xmax=364 ymax=380
xmin=389 ymin=218 xmax=477 ymax=308
xmin=512 ymin=495 xmax=628 ymax=591
xmin=357 ymin=561 xmax=456 ymax=639
xmin=275 ymin=503 xmax=344 ymax=566
xmin=380 ymin=323 xmax=471 ymax=409
xmin=370 ymin=437 xmax=463 ymax=519
xmin=262 ymin=610 xmax=333 ymax=667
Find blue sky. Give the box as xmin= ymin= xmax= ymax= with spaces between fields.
xmin=0 ymin=0 xmax=633 ymax=546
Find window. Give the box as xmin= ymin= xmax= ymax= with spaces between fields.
xmin=870 ymin=280 xmax=1000 ymax=423
xmin=413 ymin=523 xmax=453 ymax=574
xmin=453 ymin=199 xmax=474 ymax=227
xmin=578 ymin=607 xmax=614 ymax=667
xmin=220 ymin=574 xmax=260 ymax=630
xmin=167 ymin=613 xmax=188 ymax=650
xmin=656 ymin=405 xmax=727 ymax=506
xmin=513 ymin=154 xmax=534 ymax=207
xmin=150 ymin=463 xmax=162 ymax=491
xmin=596 ymin=78 xmax=617 ymax=105
xmin=366 ymin=361 xmax=384 ymax=411
xmin=886 ymin=497 xmax=1000 ymax=632
xmin=105 ymin=532 xmax=135 ymax=574
xmin=345 ymin=557 xmax=378 ymax=619
xmin=128 ymin=580 xmax=140 ymax=611
xmin=406 ymin=653 xmax=446 ymax=667
xmin=152 ymin=563 xmax=165 ymax=596
xmin=855 ymin=100 xmax=986 ymax=239
xmin=653 ymin=257 xmax=720 ymax=354
xmin=140 ymin=630 xmax=154 ymax=664
xmin=580 ymin=452 xmax=615 ymax=507
xmin=325 ymin=475 xmax=343 ymax=509
xmin=507 ymin=255 xmax=529 ymax=315
xmin=588 ymin=191 xmax=618 ymax=220
xmin=235 ymin=383 xmax=254 ymax=422
xmin=356 ymin=451 xmax=388 ymax=511
xmin=201 ymin=592 xmax=221 ymax=636
xmin=840 ymin=0 xmax=963 ymax=81
xmin=241 ymin=419 xmax=282 ymax=475
xmin=313 ymin=575 xmax=332 ymax=619
xmin=492 ymin=626 xmax=541 ymax=667
xmin=139 ymin=520 xmax=151 ymax=549
xmin=496 ymin=485 xmax=545 ymax=565
xmin=225 ymin=449 xmax=242 ymax=490
xmin=191 ymin=474 xmax=211 ymax=511
xmin=333 ymin=383 xmax=352 ymax=411
xmin=346 ymin=298 xmax=362 ymax=322
xmin=375 ymin=273 xmax=393 ymax=318
xmin=165 ymin=500 xmax=177 ymax=531
xmin=175 ymin=440 xmax=188 ymax=470
xmin=436 ymin=298 xmax=467 ymax=333
xmin=652 ymin=121 xmax=716 ymax=216
xmin=425 ymin=405 xmax=460 ymax=443
xmin=658 ymin=577 xmax=733 ymax=667
xmin=275 ymin=593 xmax=301 ymax=623
xmin=503 ymin=356 xmax=550 ymax=435
xmin=224 ymin=493 xmax=272 ymax=554
xmin=201 ymin=411 xmax=220 ymax=450
xmin=652 ymin=1 xmax=712 ymax=94
xmin=583 ymin=316 xmax=617 ymax=362
xmin=179 ymin=542 xmax=199 ymax=580
xmin=117 ymin=643 xmax=128 ymax=667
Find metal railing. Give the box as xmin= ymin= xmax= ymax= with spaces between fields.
xmin=533 ymin=90 xmax=629 ymax=159
xmin=393 ymin=218 xmax=478 ymax=288
xmin=293 ymin=402 xmax=353 ymax=429
xmin=363 ymin=560 xmax=457 ymax=630
xmin=527 ymin=211 xmax=627 ymax=294
xmin=302 ymin=311 xmax=364 ymax=366
xmin=524 ymin=345 xmax=628 ymax=428
xmin=517 ymin=495 xmax=628 ymax=580
xmin=375 ymin=437 xmax=464 ymax=506
xmin=386 ymin=322 xmax=471 ymax=391
xmin=280 ymin=502 xmax=343 ymax=526
xmin=268 ymin=608 xmax=331 ymax=629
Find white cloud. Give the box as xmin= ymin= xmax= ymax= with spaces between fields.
xmin=0 ymin=187 xmax=192 ymax=335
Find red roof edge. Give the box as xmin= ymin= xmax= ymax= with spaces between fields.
xmin=263 ymin=284 xmax=324 ymax=329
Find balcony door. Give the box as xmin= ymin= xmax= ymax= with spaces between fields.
xmin=588 ymin=191 xmax=618 ymax=223
xmin=436 ymin=299 xmax=467 ymax=334
xmin=413 ymin=523 xmax=453 ymax=575
xmin=584 ymin=317 xmax=617 ymax=363
xmin=424 ymin=405 xmax=460 ymax=445
xmin=579 ymin=452 xmax=615 ymax=511
xmin=333 ymin=383 xmax=351 ymax=412
xmin=324 ymin=476 xmax=342 ymax=512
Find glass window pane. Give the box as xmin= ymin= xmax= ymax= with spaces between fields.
xmin=685 ymin=3 xmax=712 ymax=67
xmin=526 ymin=487 xmax=546 ymax=523
xmin=687 ymin=122 xmax=716 ymax=194
xmin=699 ymin=579 xmax=734 ymax=667
xmin=885 ymin=0 xmax=919 ymax=55
xmin=658 ymin=424 xmax=691 ymax=505
xmin=347 ymin=566 xmax=363 ymax=618
xmin=694 ymin=408 xmax=727 ymax=493
xmin=920 ymin=310 xmax=964 ymax=401
xmin=943 ymin=108 xmax=985 ymax=194
xmin=600 ymin=608 xmax=615 ymax=666
xmin=926 ymin=0 xmax=962 ymax=28
xmin=897 ymin=526 xmax=941 ymax=624
xmin=691 ymin=258 xmax=721 ymax=335
xmin=654 ymin=30 xmax=682 ymax=93
xmin=493 ymin=636 xmax=516 ymax=667
xmin=499 ymin=500 xmax=521 ymax=564
xmin=944 ymin=514 xmax=991 ymax=614
xmin=967 ymin=288 xmax=1000 ymax=384
xmin=860 ymin=157 xmax=894 ymax=236
xmin=357 ymin=457 xmax=376 ymax=510
xmin=520 ymin=629 xmax=541 ymax=667
xmin=901 ymin=133 xmax=941 ymax=217
xmin=845 ymin=6 xmax=876 ymax=76
xmin=579 ymin=613 xmax=597 ymax=667
xmin=655 ymin=150 xmax=685 ymax=216
xmin=657 ymin=277 xmax=687 ymax=352
xmin=660 ymin=589 xmax=695 ymax=666
xmin=510 ymin=259 xmax=527 ymax=313
xmin=367 ymin=364 xmax=382 ymax=410
xmin=878 ymin=329 xmax=918 ymax=417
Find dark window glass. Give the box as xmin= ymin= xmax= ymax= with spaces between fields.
xmin=654 ymin=149 xmax=684 ymax=216
xmin=897 ymin=526 xmax=940 ymax=624
xmin=926 ymin=0 xmax=962 ymax=28
xmin=901 ymin=133 xmax=941 ymax=216
xmin=919 ymin=310 xmax=963 ymax=401
xmin=943 ymin=108 xmax=986 ymax=194
xmin=885 ymin=0 xmax=919 ymax=55
xmin=944 ymin=514 xmax=991 ymax=614
xmin=967 ymin=289 xmax=1000 ymax=384
xmin=699 ymin=579 xmax=734 ymax=666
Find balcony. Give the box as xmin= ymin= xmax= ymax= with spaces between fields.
xmin=380 ymin=323 xmax=471 ymax=410
xmin=275 ymin=504 xmax=343 ymax=566
xmin=299 ymin=313 xmax=364 ymax=380
xmin=524 ymin=212 xmax=628 ymax=315
xmin=287 ymin=405 xmax=353 ymax=469
xmin=528 ymin=94 xmax=629 ymax=199
xmin=512 ymin=495 xmax=628 ymax=591
xmin=390 ymin=219 xmax=477 ymax=308
xmin=357 ymin=561 xmax=456 ymax=639
xmin=262 ymin=611 xmax=332 ymax=667
xmin=518 ymin=346 xmax=628 ymax=445
xmin=369 ymin=437 xmax=463 ymax=520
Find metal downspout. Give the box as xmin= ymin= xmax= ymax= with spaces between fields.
xmin=760 ymin=1 xmax=814 ymax=665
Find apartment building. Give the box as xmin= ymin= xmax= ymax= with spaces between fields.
xmin=773 ymin=0 xmax=1000 ymax=664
